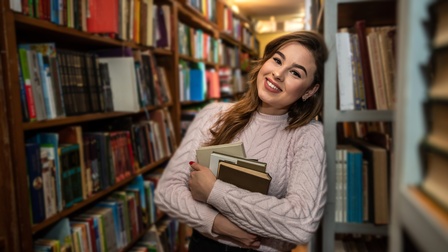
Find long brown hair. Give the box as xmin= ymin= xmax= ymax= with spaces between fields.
xmin=206 ymin=31 xmax=328 ymax=146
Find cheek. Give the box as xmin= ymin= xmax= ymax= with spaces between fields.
xmin=285 ymin=82 xmax=308 ymax=99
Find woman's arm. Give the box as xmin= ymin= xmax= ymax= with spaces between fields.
xmin=205 ymin=123 xmax=327 ymax=245
xmin=154 ymin=104 xmax=225 ymax=237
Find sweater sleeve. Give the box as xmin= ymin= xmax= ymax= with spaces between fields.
xmin=206 ymin=122 xmax=327 ymax=245
xmin=154 ymin=103 xmax=228 ymax=237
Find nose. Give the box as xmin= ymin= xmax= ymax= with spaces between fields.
xmin=272 ymin=69 xmax=284 ymax=81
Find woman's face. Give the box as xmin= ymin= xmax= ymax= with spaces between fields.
xmin=257 ymin=42 xmax=319 ymax=115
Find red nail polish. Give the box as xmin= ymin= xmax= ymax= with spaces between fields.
xmin=189 ymin=161 xmax=194 ymax=165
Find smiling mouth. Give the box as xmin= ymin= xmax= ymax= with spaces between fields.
xmin=266 ymin=78 xmax=282 ymax=92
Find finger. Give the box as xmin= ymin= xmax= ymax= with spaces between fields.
xmin=189 ymin=161 xmax=202 ymax=171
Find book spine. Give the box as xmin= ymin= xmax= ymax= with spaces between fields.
xmin=26 ymin=143 xmax=46 ymax=224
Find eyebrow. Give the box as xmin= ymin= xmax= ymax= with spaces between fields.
xmin=275 ymin=51 xmax=308 ymax=77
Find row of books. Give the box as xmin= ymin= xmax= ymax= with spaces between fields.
xmin=95 ymin=47 xmax=172 ymax=111
xmin=177 ymin=22 xmax=220 ymax=63
xmin=18 ymin=43 xmax=171 ymax=122
xmin=26 ymin=109 xmax=176 ymax=224
xmin=219 ymin=41 xmax=241 ymax=69
xmin=33 ymin=173 xmax=169 ymax=252
xmin=221 ymin=4 xmax=242 ymax=41
xmin=336 ymin=21 xmax=397 ymax=111
xmin=241 ymin=26 xmax=259 ymax=54
xmin=129 ymin=217 xmax=179 ymax=252
xmin=177 ymin=60 xmax=245 ymax=102
xmin=335 ymin=138 xmax=390 ymax=225
xmin=10 ymin=0 xmax=171 ymax=48
xmin=186 ymin=0 xmax=217 ymax=24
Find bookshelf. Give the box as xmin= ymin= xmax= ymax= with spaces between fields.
xmin=390 ymin=0 xmax=448 ymax=251
xmin=321 ymin=0 xmax=396 ymax=251
xmin=0 ymin=0 xmax=260 ymax=251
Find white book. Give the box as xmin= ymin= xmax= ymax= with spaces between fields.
xmin=98 ymin=57 xmax=140 ymax=112
xmin=196 ymin=142 xmax=246 ymax=167
xmin=336 ymin=31 xmax=355 ymax=110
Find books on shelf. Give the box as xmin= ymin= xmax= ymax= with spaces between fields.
xmin=335 ymin=22 xmax=397 ymax=111
xmin=347 ymin=138 xmax=390 ymax=225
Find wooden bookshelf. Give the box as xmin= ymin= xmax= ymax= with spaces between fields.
xmin=0 ymin=0 xmax=260 ymax=251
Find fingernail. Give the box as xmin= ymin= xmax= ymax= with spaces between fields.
xmin=189 ymin=161 xmax=195 ymax=165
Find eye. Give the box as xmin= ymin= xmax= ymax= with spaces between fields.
xmin=273 ymin=57 xmax=281 ymax=65
xmin=290 ymin=70 xmax=302 ymax=78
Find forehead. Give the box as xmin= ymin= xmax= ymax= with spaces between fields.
xmin=277 ymin=42 xmax=316 ymax=71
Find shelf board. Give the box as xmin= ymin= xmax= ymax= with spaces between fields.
xmin=31 ymin=157 xmax=169 ymax=234
xmin=400 ymin=187 xmax=448 ymax=252
xmin=331 ymin=110 xmax=394 ymax=122
xmin=153 ymin=48 xmax=173 ymax=56
xmin=220 ymin=32 xmax=240 ymax=47
xmin=22 ymin=104 xmax=171 ymax=131
xmin=335 ymin=222 xmax=388 ymax=235
xmin=14 ymin=13 xmax=136 ymax=49
xmin=177 ymin=2 xmax=217 ymax=36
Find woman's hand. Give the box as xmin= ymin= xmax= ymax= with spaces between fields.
xmin=213 ymin=214 xmax=261 ymax=249
xmin=188 ymin=161 xmax=216 ymax=202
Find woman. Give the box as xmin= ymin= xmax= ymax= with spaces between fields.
xmin=155 ymin=30 xmax=328 ymax=252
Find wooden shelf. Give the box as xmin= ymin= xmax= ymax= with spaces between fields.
xmin=335 ymin=222 xmax=388 ymax=235
xmin=14 ymin=13 xmax=136 ymax=49
xmin=334 ymin=110 xmax=394 ymax=122
xmin=32 ymin=157 xmax=169 ymax=234
xmin=22 ymin=104 xmax=172 ymax=131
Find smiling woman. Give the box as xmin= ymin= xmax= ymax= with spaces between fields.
xmin=154 ymin=31 xmax=329 ymax=252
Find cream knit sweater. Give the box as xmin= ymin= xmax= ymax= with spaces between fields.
xmin=154 ymin=102 xmax=327 ymax=251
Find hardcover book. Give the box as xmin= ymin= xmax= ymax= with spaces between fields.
xmin=217 ymin=161 xmax=271 ymax=194
xmin=209 ymin=151 xmax=266 ymax=176
xmin=196 ymin=142 xmax=246 ymax=167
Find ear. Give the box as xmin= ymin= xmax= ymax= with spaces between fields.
xmin=302 ymin=84 xmax=320 ymax=100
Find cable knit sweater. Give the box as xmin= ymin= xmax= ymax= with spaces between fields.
xmin=154 ymin=102 xmax=327 ymax=251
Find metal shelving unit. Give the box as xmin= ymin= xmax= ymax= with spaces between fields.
xmin=321 ymin=0 xmax=396 ymax=251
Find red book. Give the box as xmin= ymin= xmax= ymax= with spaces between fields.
xmin=87 ymin=0 xmax=118 ymax=34
xmin=355 ymin=20 xmax=376 ymax=110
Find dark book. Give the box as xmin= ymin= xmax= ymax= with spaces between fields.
xmin=217 ymin=161 xmax=271 ymax=194
xmin=59 ymin=144 xmax=83 ymax=208
xmin=25 ymin=143 xmax=46 ymax=224
xmin=354 ymin=20 xmax=376 ymax=110
xmin=83 ymin=132 xmax=110 ymax=190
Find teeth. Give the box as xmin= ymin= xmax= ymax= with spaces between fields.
xmin=267 ymin=80 xmax=280 ymax=91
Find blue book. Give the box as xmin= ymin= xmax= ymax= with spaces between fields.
xmin=189 ymin=68 xmax=205 ymax=101
xmin=41 ymin=217 xmax=73 ymax=249
xmin=36 ymin=52 xmax=54 ymax=119
xmin=25 ymin=143 xmax=46 ymax=224
xmin=96 ymin=200 xmax=124 ymax=248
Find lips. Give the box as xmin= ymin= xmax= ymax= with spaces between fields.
xmin=265 ymin=78 xmax=282 ymax=92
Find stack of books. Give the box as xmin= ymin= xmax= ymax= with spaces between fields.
xmin=196 ymin=142 xmax=271 ymax=194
